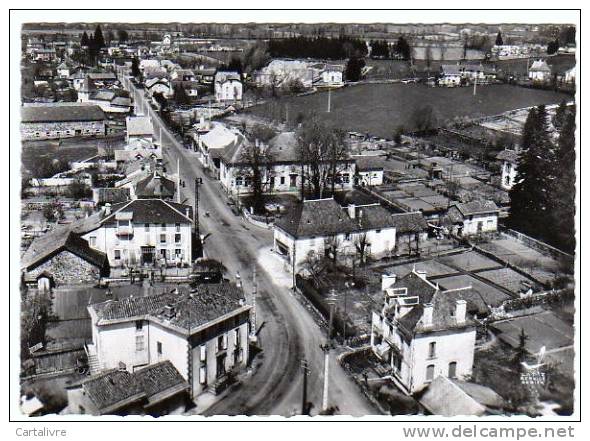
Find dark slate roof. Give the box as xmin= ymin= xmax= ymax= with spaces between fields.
xmin=356 ymin=205 xmax=400 ymax=230
xmin=21 ymin=104 xmax=106 ymax=123
xmin=69 ymin=369 xmax=145 ymax=414
xmin=68 ymin=361 xmax=189 ymax=414
xmin=354 ymin=155 xmax=385 ymax=171
xmin=91 ymin=283 xmax=246 ymax=332
xmin=133 ymin=361 xmax=190 ymax=405
xmin=21 ymin=229 xmax=108 ymax=272
xmin=135 ymin=173 xmax=176 ymax=199
xmin=102 ymin=199 xmax=192 ymax=226
xmin=274 ymin=198 xmax=357 ymax=238
xmin=387 ymin=212 xmax=429 ymax=234
xmin=419 ymin=376 xmax=487 ymax=416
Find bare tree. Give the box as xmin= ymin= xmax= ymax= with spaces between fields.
xmin=324 ymin=235 xmax=343 ymax=263
xmin=353 ymin=232 xmax=371 ymax=266
xmin=240 ymin=125 xmax=276 ymax=213
xmin=300 ymin=250 xmax=329 ymax=284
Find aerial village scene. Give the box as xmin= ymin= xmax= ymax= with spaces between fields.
xmin=18 ymin=20 xmax=576 ymax=418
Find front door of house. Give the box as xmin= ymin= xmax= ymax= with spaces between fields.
xmin=141 ymin=246 xmax=155 ymax=265
xmin=216 ymin=353 xmax=227 ymax=379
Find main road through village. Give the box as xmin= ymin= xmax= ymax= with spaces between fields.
xmin=120 ymin=71 xmax=376 ymax=417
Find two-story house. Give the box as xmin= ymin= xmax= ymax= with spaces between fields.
xmin=370 ymin=269 xmax=479 ymax=394
xmin=214 ymin=71 xmax=243 ymax=102
xmin=86 ymin=283 xmax=252 ymax=398
xmin=76 ymin=198 xmax=193 ymax=267
xmin=273 ymin=198 xmax=429 ymax=271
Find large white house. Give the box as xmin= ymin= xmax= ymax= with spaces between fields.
xmin=72 ymin=198 xmax=194 ymax=267
xmin=528 ymin=60 xmax=552 ymax=83
xmin=219 ymin=131 xmax=356 ymax=197
xmin=87 ymin=283 xmax=252 ymax=399
xmin=214 ymin=71 xmax=243 ymax=102
xmin=273 ymin=198 xmax=429 ymax=271
xmin=371 ymin=269 xmax=480 ymax=394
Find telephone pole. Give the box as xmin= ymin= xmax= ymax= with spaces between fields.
xmin=194 ymin=177 xmax=202 ymax=239
xmin=301 ymin=359 xmax=310 ymax=415
xmin=176 ymin=157 xmax=181 ymax=203
xmin=327 ymin=88 xmax=331 ymax=113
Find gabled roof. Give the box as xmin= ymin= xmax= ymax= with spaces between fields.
xmin=21 ymin=103 xmax=105 ymax=123
xmin=135 ymin=173 xmax=176 ymax=199
xmin=200 ymin=124 xmax=240 ymax=150
xmin=21 ymin=229 xmax=109 ymax=272
xmin=102 ymin=199 xmax=192 ymax=226
xmin=126 ymin=116 xmax=153 ymax=137
xmin=90 ymin=283 xmax=247 ymax=332
xmin=530 ymin=60 xmax=551 ymax=72
xmin=419 ymin=376 xmax=503 ymax=416
xmin=274 ymin=198 xmax=357 ymax=238
xmin=95 ymin=187 xmax=131 ymax=205
xmin=67 ymin=361 xmax=189 ymax=414
xmin=215 ymin=71 xmax=241 ymax=83
xmin=453 ymin=200 xmax=499 ymax=217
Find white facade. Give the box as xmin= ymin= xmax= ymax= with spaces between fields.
xmin=501 ymin=160 xmax=518 ymax=190
xmin=356 ymin=169 xmax=384 ymax=187
xmin=87 ymin=302 xmax=251 ymax=398
xmin=371 ymin=310 xmax=476 ymax=393
xmin=321 ymin=69 xmax=344 ymax=86
xmin=460 ymin=213 xmax=498 ymax=236
xmin=273 ymin=223 xmax=396 ymax=271
xmin=215 ymin=79 xmax=243 ymax=102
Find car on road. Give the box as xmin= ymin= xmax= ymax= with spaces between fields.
xmin=401 ymin=78 xmax=420 ymax=84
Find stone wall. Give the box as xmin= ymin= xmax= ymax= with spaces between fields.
xmin=21 ymin=120 xmax=106 ymax=140
xmin=27 ymin=251 xmax=102 ymax=286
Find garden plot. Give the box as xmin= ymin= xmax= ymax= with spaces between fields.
xmin=382 ymin=259 xmax=459 ymax=279
xmin=477 ymin=267 xmax=540 ymax=294
xmin=434 ymin=274 xmax=511 ymax=307
xmin=438 ymin=251 xmax=500 ymax=272
xmin=491 ymin=311 xmax=574 ymax=354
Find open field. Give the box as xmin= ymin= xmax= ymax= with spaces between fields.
xmin=21 ymin=142 xmax=98 ymax=180
xmin=248 ymin=83 xmax=571 ymax=138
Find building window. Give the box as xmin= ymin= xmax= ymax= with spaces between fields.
xmin=448 ymin=361 xmax=457 ymax=379
xmin=160 ymin=234 xmax=166 ymax=244
xmin=200 ymin=345 xmax=207 ymax=362
xmin=161 ymin=223 xmax=166 ymax=231
xmin=135 ymin=320 xmax=143 ymax=331
xmin=426 ymin=364 xmax=435 ymax=382
xmin=157 ymin=342 xmax=162 ymax=355
xmin=199 ymin=365 xmax=207 ymax=385
xmin=175 ymin=223 xmax=181 ymax=232
xmin=280 ymin=176 xmax=285 ymax=185
xmin=428 ymin=342 xmax=436 ymax=358
xmin=145 ymin=223 xmax=150 ymax=231
xmin=114 ymin=249 xmax=121 ymax=260
xmin=175 ymin=249 xmax=182 ymax=257
xmin=89 ymin=236 xmax=96 ymax=247
xmin=135 ymin=335 xmax=145 ymax=352
xmin=175 ymin=233 xmax=181 ymax=243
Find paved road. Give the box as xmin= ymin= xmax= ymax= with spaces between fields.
xmin=120 ymin=72 xmax=376 ymax=416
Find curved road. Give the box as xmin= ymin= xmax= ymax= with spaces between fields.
xmin=120 ymin=71 xmax=376 ymax=416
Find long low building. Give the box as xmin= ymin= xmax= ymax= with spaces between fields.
xmin=21 ymin=103 xmax=106 ymax=140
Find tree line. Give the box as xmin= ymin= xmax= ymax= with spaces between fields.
xmin=369 ymin=37 xmax=412 ymax=60
xmin=508 ymin=102 xmax=576 ymax=255
xmin=267 ymin=36 xmax=368 ymax=60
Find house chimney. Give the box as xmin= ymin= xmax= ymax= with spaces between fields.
xmin=381 ymin=273 xmax=397 ymax=291
xmin=104 ymin=203 xmax=112 ymax=216
xmin=347 ymin=203 xmax=356 ymax=219
xmin=422 ymin=303 xmax=433 ymax=327
xmin=455 ymin=299 xmax=467 ymax=324
xmin=118 ymin=361 xmax=127 ymax=371
xmin=185 ymin=207 xmax=190 ymax=218
xmin=163 ymin=304 xmax=176 ymax=319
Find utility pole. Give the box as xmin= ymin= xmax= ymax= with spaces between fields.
xmin=320 ymin=343 xmax=330 ymax=413
xmin=473 ymin=75 xmax=477 ymax=96
xmin=327 ymin=88 xmax=331 ymax=113
xmin=194 ymin=177 xmax=202 ymax=239
xmin=292 ymin=244 xmax=297 ymax=292
xmin=301 ymin=359 xmax=310 ymax=415
xmin=250 ymin=266 xmax=257 ymax=341
xmin=176 ymin=157 xmax=181 ymax=203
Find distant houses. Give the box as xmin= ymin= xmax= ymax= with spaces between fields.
xmin=444 ymin=201 xmax=500 ymax=237
xmin=528 ymin=59 xmax=552 ymax=83
xmin=214 ymin=71 xmax=243 ymax=102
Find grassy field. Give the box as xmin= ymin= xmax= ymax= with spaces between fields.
xmin=248 ymin=83 xmax=571 ymax=138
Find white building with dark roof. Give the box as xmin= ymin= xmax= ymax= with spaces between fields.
xmin=371 ymin=269 xmax=478 ymax=394
xmin=273 ymin=198 xmax=429 ymax=270
xmin=214 ymin=71 xmax=243 ymax=102
xmin=496 ymin=148 xmax=520 ymax=190
xmin=444 ymin=200 xmax=500 ymax=236
xmin=86 ymin=284 xmax=252 ymax=399
xmin=21 ymin=103 xmax=106 ymax=140
xmin=76 ymin=198 xmax=194 ymax=267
